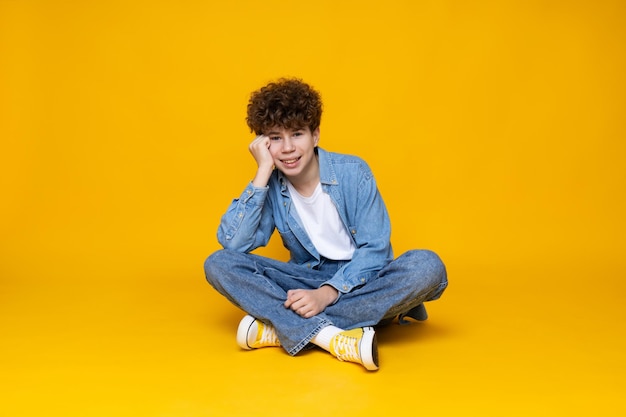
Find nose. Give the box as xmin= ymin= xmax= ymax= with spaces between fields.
xmin=282 ymin=137 xmax=295 ymax=152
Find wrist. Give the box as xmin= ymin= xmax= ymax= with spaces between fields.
xmin=252 ymin=166 xmax=273 ymax=187
xmin=321 ymin=284 xmax=339 ymax=304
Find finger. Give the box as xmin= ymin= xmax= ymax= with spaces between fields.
xmin=250 ymin=135 xmax=266 ymax=149
xmin=302 ymin=305 xmax=319 ymax=318
xmin=292 ymin=298 xmax=309 ymax=313
xmin=284 ymin=296 xmax=296 ymax=308
xmin=284 ymin=291 xmax=301 ymax=308
xmin=258 ymin=135 xmax=270 ymax=149
xmin=286 ymin=290 xmax=303 ymax=303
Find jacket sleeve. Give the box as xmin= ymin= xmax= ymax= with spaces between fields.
xmin=216 ymin=182 xmax=275 ymax=253
xmin=323 ymin=165 xmax=394 ymax=294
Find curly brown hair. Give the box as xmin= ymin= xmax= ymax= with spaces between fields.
xmin=246 ymin=78 xmax=323 ymax=135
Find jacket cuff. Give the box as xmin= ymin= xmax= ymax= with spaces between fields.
xmin=242 ymin=181 xmax=268 ymax=204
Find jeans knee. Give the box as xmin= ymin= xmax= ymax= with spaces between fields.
xmin=204 ymin=249 xmax=254 ymax=289
xmin=405 ymin=249 xmax=447 ymax=287
xmin=419 ymin=250 xmax=448 ymax=299
xmin=204 ymin=249 xmax=229 ymax=285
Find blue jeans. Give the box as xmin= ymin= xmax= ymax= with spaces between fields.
xmin=204 ymin=249 xmax=448 ymax=356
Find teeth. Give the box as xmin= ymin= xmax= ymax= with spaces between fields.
xmin=283 ymin=159 xmax=298 ymax=164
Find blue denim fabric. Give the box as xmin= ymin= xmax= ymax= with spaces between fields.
xmin=206 ymin=147 xmax=448 ymax=355
xmin=217 ymin=148 xmax=394 ymax=294
xmin=204 ymin=249 xmax=447 ymax=355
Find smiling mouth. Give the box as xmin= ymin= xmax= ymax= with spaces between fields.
xmin=281 ymin=157 xmax=301 ymax=164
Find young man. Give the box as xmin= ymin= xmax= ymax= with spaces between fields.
xmin=204 ymin=78 xmax=447 ymax=371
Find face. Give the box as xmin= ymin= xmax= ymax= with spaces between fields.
xmin=267 ymin=126 xmax=320 ymax=181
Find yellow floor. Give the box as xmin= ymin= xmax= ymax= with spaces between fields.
xmin=2 ymin=241 xmax=624 ymax=416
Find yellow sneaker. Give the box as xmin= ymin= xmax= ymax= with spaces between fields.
xmin=237 ymin=315 xmax=281 ymax=350
xmin=329 ymin=327 xmax=379 ymax=371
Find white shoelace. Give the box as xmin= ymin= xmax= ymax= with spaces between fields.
xmin=333 ymin=333 xmax=359 ymax=362
xmin=260 ymin=323 xmax=279 ymax=346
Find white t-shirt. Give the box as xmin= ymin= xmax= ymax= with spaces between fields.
xmin=286 ymin=181 xmax=356 ymax=260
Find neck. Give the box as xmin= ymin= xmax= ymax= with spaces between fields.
xmin=287 ymin=156 xmax=320 ymax=197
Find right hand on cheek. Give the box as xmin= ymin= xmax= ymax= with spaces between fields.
xmin=249 ymin=135 xmax=275 ymax=188
xmin=249 ymin=135 xmax=274 ymax=171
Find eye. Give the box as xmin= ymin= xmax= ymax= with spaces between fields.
xmin=270 ymin=136 xmax=282 ymax=141
xmin=293 ymin=131 xmax=303 ymax=137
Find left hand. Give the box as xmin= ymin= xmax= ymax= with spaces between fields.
xmin=284 ymin=286 xmax=339 ymax=318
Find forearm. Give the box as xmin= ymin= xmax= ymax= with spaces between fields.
xmin=251 ymin=165 xmax=274 ymax=188
xmin=217 ymin=182 xmax=272 ymax=252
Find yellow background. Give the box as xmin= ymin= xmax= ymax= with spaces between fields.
xmin=1 ymin=0 xmax=624 ymax=416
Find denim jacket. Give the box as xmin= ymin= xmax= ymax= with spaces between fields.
xmin=217 ymin=147 xmax=394 ymax=294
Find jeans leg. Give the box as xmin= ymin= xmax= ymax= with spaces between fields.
xmin=323 ymin=250 xmax=448 ymax=329
xmin=204 ymin=249 xmax=333 ymax=356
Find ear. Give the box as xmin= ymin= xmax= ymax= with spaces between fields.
xmin=313 ymin=128 xmax=320 ymax=146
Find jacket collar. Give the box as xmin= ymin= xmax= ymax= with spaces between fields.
xmin=317 ymin=147 xmax=338 ymax=186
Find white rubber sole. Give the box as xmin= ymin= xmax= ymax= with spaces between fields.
xmin=236 ymin=315 xmax=257 ymax=350
xmin=360 ymin=326 xmax=379 ymax=371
